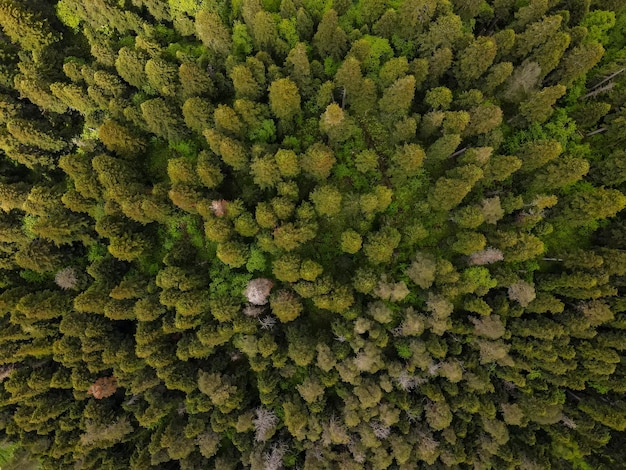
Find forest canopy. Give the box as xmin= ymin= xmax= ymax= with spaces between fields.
xmin=1 ymin=0 xmax=626 ymax=468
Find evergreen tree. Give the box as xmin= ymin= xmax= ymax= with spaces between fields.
xmin=115 ymin=47 xmax=149 ymax=89
xmin=0 ymin=0 xmax=59 ymax=51
xmin=145 ymin=58 xmax=179 ymax=97
xmin=195 ymin=9 xmax=232 ymax=56
xmin=456 ymin=37 xmax=497 ymax=87
xmin=179 ymin=62 xmax=214 ymax=99
xmin=518 ymin=85 xmax=566 ymax=124
xmin=0 ymin=1 xmax=625 ymax=468
xmin=379 ymin=75 xmax=416 ymax=116
xmin=518 ymin=140 xmax=562 ymax=172
xmin=555 ymin=42 xmax=605 ymax=85
xmin=230 ymin=64 xmax=263 ymax=100
xmin=268 ymin=78 xmax=301 ymax=121
xmin=313 ymin=10 xmax=347 ymax=61
xmin=98 ymin=120 xmax=147 ymax=158
xmin=141 ymin=98 xmax=186 ymax=141
xmin=286 ymin=42 xmax=311 ymax=90
xmin=558 ymin=187 xmax=626 ymax=227
xmin=6 ymin=119 xmax=66 ymax=152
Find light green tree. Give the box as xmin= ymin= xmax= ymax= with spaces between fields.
xmin=268 ymin=78 xmax=301 ymax=121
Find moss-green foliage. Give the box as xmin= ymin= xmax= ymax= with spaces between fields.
xmin=0 ymin=0 xmax=626 ymax=469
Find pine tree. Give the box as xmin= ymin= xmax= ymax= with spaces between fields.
xmin=419 ymin=13 xmax=464 ymax=54
xmin=300 ymin=143 xmax=336 ymax=180
xmin=6 ymin=119 xmax=66 ymax=152
xmin=463 ymin=104 xmax=503 ymax=136
xmin=555 ymin=42 xmax=605 ymax=85
xmin=579 ymin=399 xmax=626 ymax=431
xmin=529 ymin=156 xmax=589 ymax=193
xmin=230 ymin=64 xmax=262 ymax=100
xmin=319 ymin=103 xmax=353 ymax=144
xmin=98 ymin=120 xmax=147 ymax=158
xmin=532 ymin=32 xmax=571 ymax=77
xmin=270 ymin=290 xmax=303 ymax=322
xmin=140 ymin=98 xmax=186 ymax=141
xmin=286 ymin=42 xmax=311 ymax=89
xmin=391 ymin=143 xmax=425 ymax=177
xmin=508 ymin=281 xmax=536 ymax=307
xmin=335 ymin=56 xmax=363 ymax=104
xmin=29 ymin=212 xmax=93 ymax=246
xmin=0 ymin=0 xmax=59 ymax=51
xmin=108 ymin=233 xmax=149 ymax=261
xmin=15 ymin=239 xmax=66 ymax=273
xmin=514 ymin=15 xmax=563 ymax=58
xmin=49 ymin=83 xmax=99 ymax=115
xmin=426 ymin=48 xmax=453 ymax=87
xmin=313 ymin=10 xmax=347 ymax=61
xmin=145 ymin=58 xmax=179 ymax=97
xmin=205 ymin=130 xmax=249 ymax=170
xmin=513 ymin=0 xmax=549 ymax=29
xmin=481 ymin=62 xmax=514 ymax=95
xmin=501 ymin=61 xmax=542 ymax=103
xmin=429 ymin=177 xmax=473 ymax=211
xmin=214 ymin=104 xmax=245 ymax=138
xmin=424 ymin=87 xmax=452 ymax=110
xmin=379 ymin=76 xmax=416 ymax=116
xmin=14 ymin=58 xmax=68 ymax=114
xmin=456 ymin=37 xmax=497 ymax=87
xmin=179 ymin=62 xmax=214 ymax=99
xmin=195 ymin=10 xmax=232 ymax=56
xmin=341 ymin=230 xmax=362 ymax=254
xmin=250 ymin=154 xmax=281 ymax=189
xmin=452 ymin=231 xmax=486 ymax=255
xmin=518 ymin=85 xmax=566 ymax=124
xmin=267 ymin=78 xmax=300 ymax=124
xmin=363 ymin=227 xmax=401 ymax=264
xmin=482 ymin=154 xmax=522 ymax=184
xmin=115 ymin=47 xmax=149 ymax=89
xmin=0 ymin=182 xmax=28 ymax=212
xmin=591 ymin=150 xmax=626 ymax=186
xmin=272 ymin=253 xmax=303 ymax=283
xmin=182 ymin=97 xmax=214 ymax=134
xmin=558 ymin=187 xmax=626 ymax=227
xmin=251 ymin=11 xmax=278 ymax=51
xmin=310 ymin=185 xmax=342 ymax=217
xmin=517 ymin=140 xmax=562 ymax=172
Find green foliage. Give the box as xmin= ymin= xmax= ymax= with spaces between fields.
xmin=310 ymin=185 xmax=342 ymax=217
xmin=425 ymin=87 xmax=453 ymax=110
xmin=195 ymin=10 xmax=232 ymax=55
xmin=268 ymin=78 xmax=301 ymax=121
xmin=250 ymin=154 xmax=281 ymax=189
xmin=456 ymin=37 xmax=497 ymax=86
xmin=270 ymin=290 xmax=303 ymax=322
xmin=391 ymin=143 xmax=425 ymax=177
xmin=217 ymin=241 xmax=249 ymax=267
xmin=0 ymin=0 xmax=59 ymax=51
xmin=141 ymin=98 xmax=186 ymax=142
xmin=313 ymin=9 xmax=347 ymax=61
xmin=452 ymin=231 xmax=487 ymax=255
xmin=300 ymin=143 xmax=336 ymax=180
xmin=429 ymin=176 xmax=473 ymax=211
xmin=340 ymin=230 xmax=362 ymax=254
xmin=98 ymin=120 xmax=147 ymax=158
xmin=0 ymin=1 xmax=625 ymax=469
xmin=379 ymin=75 xmax=416 ymax=116
xmin=272 ymin=254 xmax=301 ymax=282
xmin=116 ymin=47 xmax=149 ymax=89
xmin=363 ymin=227 xmax=401 ymax=264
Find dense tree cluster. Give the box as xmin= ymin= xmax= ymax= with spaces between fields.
xmin=0 ymin=0 xmax=626 ymax=468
